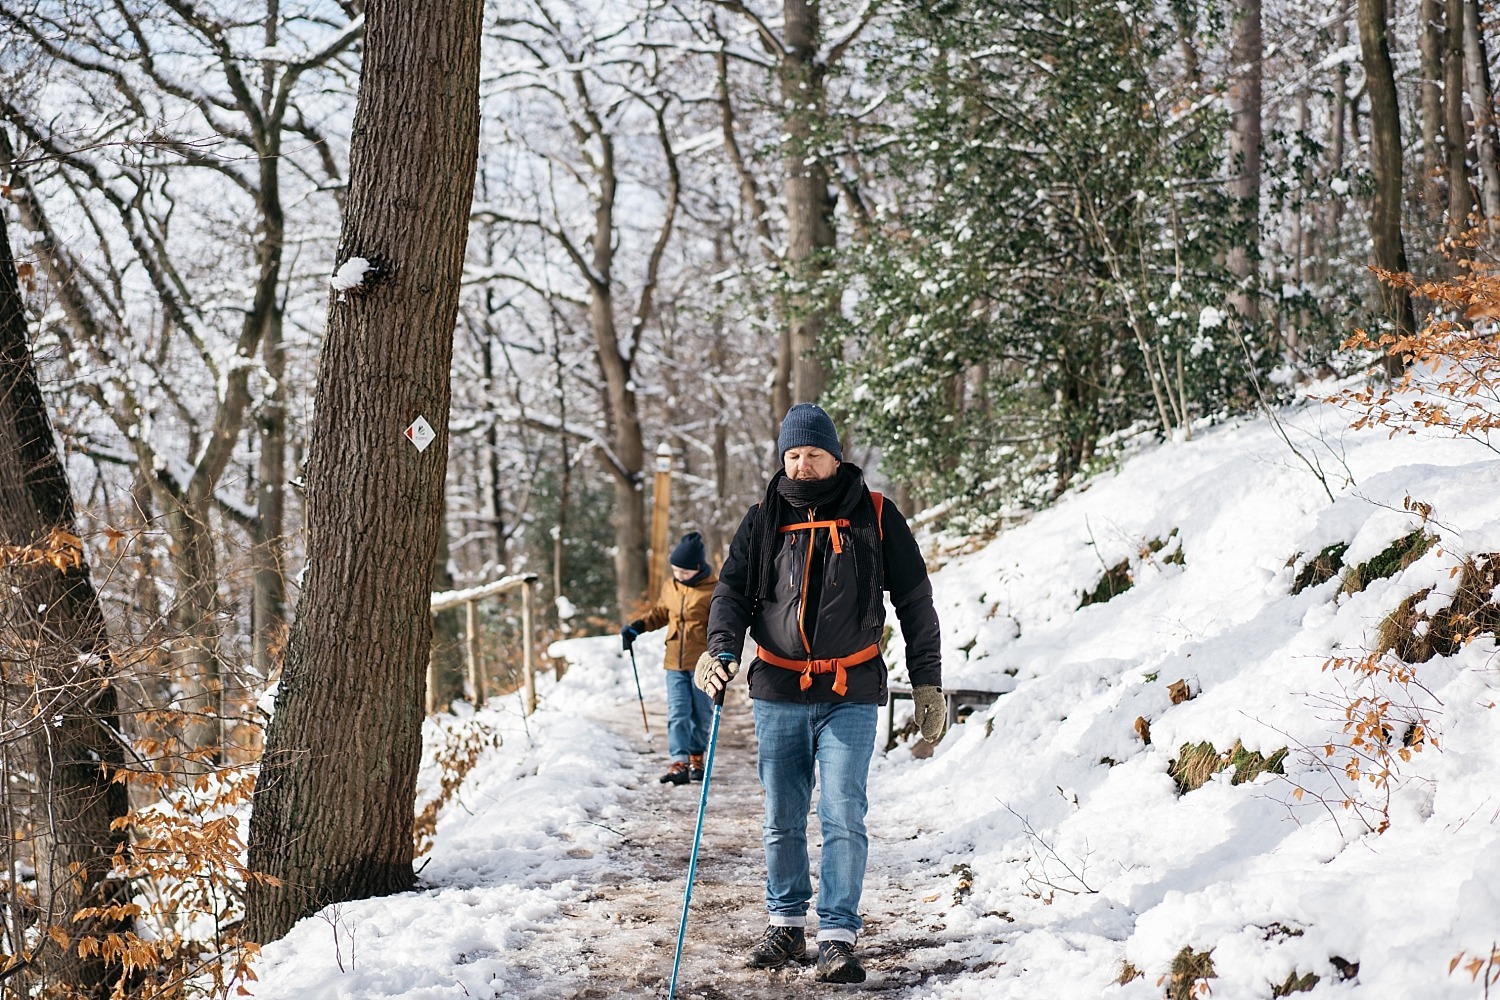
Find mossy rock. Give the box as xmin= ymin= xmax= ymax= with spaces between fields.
xmin=1291 ymin=541 xmax=1348 ymax=595
xmin=1079 ymin=531 xmax=1183 ymax=608
xmin=1170 ymin=740 xmax=1286 ymax=794
xmin=1167 ymin=947 xmax=1215 ymax=1000
xmin=1148 ymin=528 xmax=1185 ymax=566
xmin=1272 ymin=970 xmax=1320 ymax=996
xmin=1228 ymin=742 xmax=1287 ymax=785
xmin=1373 ymin=554 xmax=1500 ymax=663
xmin=1341 ymin=529 xmax=1436 ymax=595
xmin=1169 ymin=741 xmax=1226 ymax=794
xmin=1080 ymin=557 xmax=1132 ymax=608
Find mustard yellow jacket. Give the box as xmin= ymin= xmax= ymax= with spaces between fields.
xmin=639 ymin=574 xmax=718 ymax=671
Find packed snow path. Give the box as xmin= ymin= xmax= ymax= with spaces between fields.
xmin=504 ymin=692 xmax=974 ymax=998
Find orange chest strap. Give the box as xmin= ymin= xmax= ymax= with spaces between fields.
xmin=757 ymin=642 xmax=881 ymax=697
xmin=778 ymin=517 xmax=851 ymax=553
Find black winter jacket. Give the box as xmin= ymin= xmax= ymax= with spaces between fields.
xmin=707 ymin=472 xmax=943 ymax=704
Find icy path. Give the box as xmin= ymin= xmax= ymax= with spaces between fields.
xmin=500 ymin=692 xmax=974 ymax=999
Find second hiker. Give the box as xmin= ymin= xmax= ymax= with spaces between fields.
xmin=621 ymin=531 xmax=718 ymax=785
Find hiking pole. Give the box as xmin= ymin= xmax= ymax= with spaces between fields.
xmin=667 ymin=686 xmax=725 ymax=1000
xmin=627 ymin=647 xmax=650 ymax=735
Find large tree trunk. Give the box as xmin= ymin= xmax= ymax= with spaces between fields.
xmin=781 ymin=0 xmax=836 ymax=405
xmin=245 ymin=0 xmax=482 ymax=943
xmin=0 ymin=197 xmax=130 ymax=998
xmin=1357 ymin=0 xmax=1418 ymax=371
xmin=1226 ymin=0 xmax=1263 ymax=326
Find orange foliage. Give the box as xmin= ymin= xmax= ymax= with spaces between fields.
xmin=1332 ymin=262 xmax=1500 ymax=445
xmin=57 ymin=754 xmax=274 ymax=998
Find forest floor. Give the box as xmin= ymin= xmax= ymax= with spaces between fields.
xmin=498 ymin=691 xmax=977 ymax=999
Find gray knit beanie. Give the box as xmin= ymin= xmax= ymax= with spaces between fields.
xmin=776 ymin=403 xmax=842 ymax=461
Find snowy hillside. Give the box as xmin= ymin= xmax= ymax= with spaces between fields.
xmin=249 ymin=395 xmax=1500 ymax=999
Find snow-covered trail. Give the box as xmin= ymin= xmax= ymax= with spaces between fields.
xmin=507 ymin=689 xmax=975 ymax=999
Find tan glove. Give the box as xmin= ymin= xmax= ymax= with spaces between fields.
xmin=912 ymin=685 xmax=947 ymax=744
xmin=694 ymin=651 xmax=739 ymax=699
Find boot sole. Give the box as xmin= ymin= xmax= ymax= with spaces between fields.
xmin=746 ymin=951 xmax=807 ymax=969
xmin=815 ymin=965 xmax=867 ymax=984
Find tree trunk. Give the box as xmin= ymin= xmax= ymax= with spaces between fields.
xmin=593 ymin=292 xmax=648 ymax=617
xmin=579 ymin=127 xmax=649 ymax=617
xmin=162 ymin=492 xmax=225 ymax=765
xmin=0 ymin=198 xmax=130 ymax=998
xmin=245 ymin=0 xmax=482 ymax=943
xmin=1357 ymin=0 xmax=1418 ymax=369
xmin=1226 ymin=0 xmax=1262 ymax=326
xmin=781 ymin=0 xmax=836 ymax=405
xmin=252 ymin=305 xmax=288 ymax=680
xmin=1329 ymin=17 xmax=1348 ymax=236
xmin=1420 ymin=0 xmax=1446 ymax=216
xmin=1446 ymin=0 xmax=1472 ymax=241
xmin=1463 ymin=0 xmax=1500 ymax=222
xmin=252 ymin=8 xmax=290 ymax=682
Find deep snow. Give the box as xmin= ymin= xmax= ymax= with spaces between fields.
xmin=249 ymin=394 xmax=1500 ymax=999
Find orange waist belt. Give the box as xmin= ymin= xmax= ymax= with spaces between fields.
xmin=757 ymin=643 xmax=881 ymax=696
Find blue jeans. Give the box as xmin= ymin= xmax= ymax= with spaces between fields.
xmin=664 ymin=668 xmax=713 ymax=762
xmin=752 ymin=699 xmax=878 ymax=943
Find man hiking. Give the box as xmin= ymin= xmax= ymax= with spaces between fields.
xmin=695 ymin=402 xmax=948 ymax=984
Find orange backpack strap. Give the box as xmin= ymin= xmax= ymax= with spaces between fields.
xmin=871 ymin=491 xmax=884 ymax=542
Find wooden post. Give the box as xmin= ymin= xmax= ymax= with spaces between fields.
xmin=647 ymin=441 xmax=673 ymax=601
xmin=522 ymin=575 xmax=536 ymax=715
xmin=465 ymin=598 xmax=484 ymax=706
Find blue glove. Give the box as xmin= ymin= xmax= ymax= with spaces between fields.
xmin=621 ymin=622 xmax=643 ymax=651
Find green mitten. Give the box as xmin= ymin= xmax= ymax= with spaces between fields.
xmin=694 ymin=650 xmax=739 ymax=697
xmin=912 ymin=685 xmax=948 ymax=744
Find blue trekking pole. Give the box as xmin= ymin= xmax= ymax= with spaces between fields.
xmin=667 ymin=685 xmax=726 ymax=999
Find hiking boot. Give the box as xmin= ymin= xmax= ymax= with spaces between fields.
xmin=659 ymin=762 xmax=691 ymax=785
xmin=815 ymin=939 xmax=866 ymax=984
xmin=746 ymin=925 xmax=806 ymax=968
xmin=689 ymin=753 xmax=705 ymax=781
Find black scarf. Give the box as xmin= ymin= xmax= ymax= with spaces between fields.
xmin=749 ymin=464 xmax=884 ymax=631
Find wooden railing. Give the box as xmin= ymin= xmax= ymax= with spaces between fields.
xmin=430 ymin=572 xmax=540 ymax=715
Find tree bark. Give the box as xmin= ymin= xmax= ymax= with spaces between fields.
xmin=252 ymin=1 xmax=290 ymax=684
xmin=1226 ymin=0 xmax=1263 ymax=326
xmin=1446 ymin=0 xmax=1472 ymax=241
xmin=0 ymin=195 xmax=130 ymax=998
xmin=781 ymin=0 xmax=836 ymax=405
xmin=1419 ymin=0 xmax=1446 ymax=217
xmin=1463 ymin=0 xmax=1500 ymax=222
xmin=1357 ymin=0 xmax=1418 ymax=369
xmin=245 ymin=0 xmax=482 ymax=943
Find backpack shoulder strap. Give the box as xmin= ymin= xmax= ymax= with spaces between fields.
xmin=871 ymin=491 xmax=884 ymax=542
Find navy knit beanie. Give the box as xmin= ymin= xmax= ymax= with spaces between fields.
xmin=776 ymin=403 xmax=842 ymax=461
xmin=669 ymin=531 xmax=708 ymax=571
